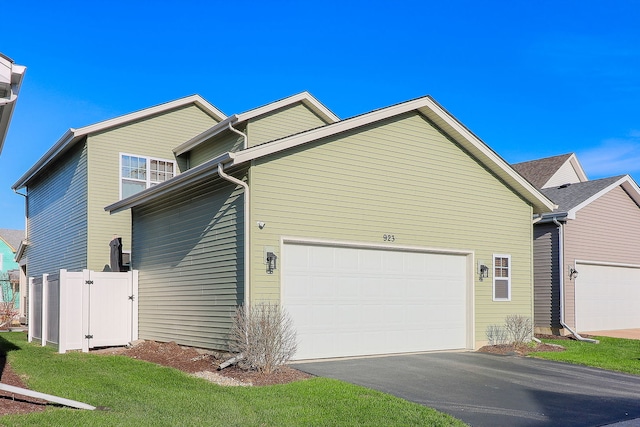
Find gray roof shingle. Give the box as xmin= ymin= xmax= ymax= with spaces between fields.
xmin=0 ymin=229 xmax=24 ymax=252
xmin=512 ymin=153 xmax=573 ymax=189
xmin=541 ymin=175 xmax=625 ymax=213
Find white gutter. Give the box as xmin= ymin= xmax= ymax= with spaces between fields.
xmin=0 ymin=93 xmax=17 ymax=105
xmin=217 ymin=162 xmax=250 ymax=309
xmin=552 ymin=217 xmax=597 ymax=343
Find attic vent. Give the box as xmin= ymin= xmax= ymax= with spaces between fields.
xmin=558 ymin=183 xmax=572 ymax=189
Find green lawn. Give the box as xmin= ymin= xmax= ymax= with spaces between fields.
xmin=0 ymin=333 xmax=465 ymax=426
xmin=535 ymin=336 xmax=640 ymax=375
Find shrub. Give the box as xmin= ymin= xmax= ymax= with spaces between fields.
xmin=229 ymin=302 xmax=297 ymax=374
xmin=504 ymin=314 xmax=533 ymax=346
xmin=486 ymin=324 xmax=509 ymax=345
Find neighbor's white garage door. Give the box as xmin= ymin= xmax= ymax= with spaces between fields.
xmin=282 ymin=243 xmax=469 ymax=360
xmin=575 ymin=263 xmax=640 ymax=332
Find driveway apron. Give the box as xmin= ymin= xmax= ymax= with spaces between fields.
xmin=294 ymin=352 xmax=640 ymax=427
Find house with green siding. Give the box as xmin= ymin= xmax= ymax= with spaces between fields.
xmin=0 ymin=229 xmax=23 ymax=310
xmin=107 ymin=93 xmax=555 ymax=360
xmin=12 ymin=96 xmax=225 ymax=284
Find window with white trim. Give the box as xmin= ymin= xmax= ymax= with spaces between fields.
xmin=120 ymin=154 xmax=176 ymax=199
xmin=493 ymin=254 xmax=511 ymax=301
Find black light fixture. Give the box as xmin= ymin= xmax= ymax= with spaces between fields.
xmin=266 ymin=252 xmax=277 ymax=274
xmin=569 ymin=267 xmax=579 ymax=280
xmin=479 ymin=264 xmax=489 ymax=281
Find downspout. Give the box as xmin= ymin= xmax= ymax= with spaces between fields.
xmin=552 ymin=217 xmax=597 ymax=343
xmin=228 ymin=122 xmax=248 ymax=150
xmin=13 ymin=188 xmax=28 ymax=254
xmin=218 ymin=162 xmax=250 ymax=309
xmin=0 ymin=93 xmax=18 ymax=106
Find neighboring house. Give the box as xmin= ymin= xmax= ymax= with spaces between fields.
xmin=106 ymin=94 xmax=554 ymax=360
xmin=12 ymin=95 xmax=226 ymax=282
xmin=512 ymin=154 xmax=640 ymax=335
xmin=0 ymin=53 xmax=26 ymax=155
xmin=0 ymin=229 xmax=22 ymax=309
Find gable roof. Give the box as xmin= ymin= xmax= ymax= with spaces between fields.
xmin=512 ymin=153 xmax=587 ymax=189
xmin=107 ymin=95 xmax=556 ymax=215
xmin=0 ymin=53 xmax=26 ymax=155
xmin=540 ymin=175 xmax=640 ymax=219
xmin=173 ymin=91 xmax=339 ymax=156
xmin=12 ymin=95 xmax=226 ymax=190
xmin=0 ymin=228 xmax=24 ymax=252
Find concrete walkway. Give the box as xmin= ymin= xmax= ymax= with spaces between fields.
xmin=582 ymin=329 xmax=640 ymax=339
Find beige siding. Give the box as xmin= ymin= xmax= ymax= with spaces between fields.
xmin=249 ymin=112 xmax=535 ymax=346
xmin=131 ymin=175 xmax=244 ymax=349
xmin=26 ymin=142 xmax=88 ymax=277
xmin=533 ymin=223 xmax=561 ymax=330
xmin=562 ymin=186 xmax=640 ymax=328
xmin=86 ymin=105 xmax=218 ymax=271
xmin=544 ymin=162 xmax=582 ymax=188
xmin=246 ymin=102 xmax=329 ymax=147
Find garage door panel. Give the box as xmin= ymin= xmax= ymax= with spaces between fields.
xmin=283 ymin=244 xmax=469 ymax=360
xmin=576 ymin=263 xmax=640 ymax=331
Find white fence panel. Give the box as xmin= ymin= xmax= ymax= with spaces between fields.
xmin=28 ymin=269 xmax=138 ymax=353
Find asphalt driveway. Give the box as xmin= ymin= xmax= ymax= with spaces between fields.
xmin=294 ymin=352 xmax=640 ymax=427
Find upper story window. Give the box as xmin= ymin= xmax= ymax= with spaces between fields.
xmin=493 ymin=254 xmax=511 ymax=301
xmin=120 ymin=153 xmax=176 ymax=199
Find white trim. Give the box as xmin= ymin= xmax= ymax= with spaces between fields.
xmin=492 ymin=253 xmax=512 ymax=302
xmin=119 ymin=153 xmax=177 ymax=200
xmin=567 ymin=175 xmax=640 ymax=219
xmin=574 ymin=259 xmax=640 ymax=269
xmin=12 ymin=95 xmax=226 ymax=190
xmin=173 ymin=92 xmax=339 ymax=156
xmin=280 ymin=236 xmax=474 ymax=256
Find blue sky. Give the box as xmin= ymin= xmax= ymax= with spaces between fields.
xmin=2 ymin=0 xmax=639 ymax=230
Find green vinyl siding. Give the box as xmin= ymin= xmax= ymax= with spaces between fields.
xmin=86 ymin=104 xmax=218 ymax=272
xmin=246 ymin=102 xmax=329 ymax=147
xmin=131 ymin=174 xmax=245 ymax=350
xmin=189 ymin=130 xmax=244 ymax=168
xmin=249 ymin=112 xmax=534 ymax=346
xmin=26 ymin=142 xmax=88 ymax=277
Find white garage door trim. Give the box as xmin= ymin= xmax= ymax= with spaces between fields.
xmin=574 ymin=260 xmax=640 ymax=332
xmin=280 ymin=237 xmax=474 ymax=360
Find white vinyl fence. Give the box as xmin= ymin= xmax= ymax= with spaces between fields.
xmin=28 ymin=269 xmax=138 ymax=353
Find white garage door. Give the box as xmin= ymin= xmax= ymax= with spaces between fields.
xmin=575 ymin=263 xmax=640 ymax=332
xmin=282 ymin=243 xmax=469 ymax=360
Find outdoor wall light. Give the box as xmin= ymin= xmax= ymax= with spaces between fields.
xmin=479 ymin=264 xmax=489 ymax=281
xmin=569 ymin=267 xmax=579 ymax=280
xmin=266 ymin=251 xmax=277 ymax=274
xmin=257 ymin=221 xmax=266 ymax=229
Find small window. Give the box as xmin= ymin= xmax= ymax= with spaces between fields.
xmin=493 ymin=254 xmax=511 ymax=301
xmin=120 ymin=154 xmax=176 ymax=199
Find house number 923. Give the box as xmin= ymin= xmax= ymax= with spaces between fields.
xmin=383 ymin=234 xmax=396 ymax=242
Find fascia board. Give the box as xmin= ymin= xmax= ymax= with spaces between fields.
xmin=231 ymin=96 xmax=556 ymax=214
xmin=12 ymin=129 xmax=76 ymax=189
xmin=173 ymin=115 xmax=239 ymax=156
xmin=568 ymin=153 xmax=588 ymax=182
xmin=13 ymin=95 xmax=226 ymax=189
xmin=566 ymin=176 xmax=633 ymax=219
xmin=0 ymin=62 xmax=26 ymax=155
xmin=236 ymin=91 xmax=339 ymax=124
xmin=105 ymin=152 xmax=233 ymax=213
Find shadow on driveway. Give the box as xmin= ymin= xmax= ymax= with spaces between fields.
xmin=294 ymin=352 xmax=640 ymax=427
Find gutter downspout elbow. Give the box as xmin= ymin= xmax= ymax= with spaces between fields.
xmin=552 ymin=217 xmax=597 ymax=343
xmin=227 ymin=121 xmax=248 ymax=150
xmin=217 ymin=163 xmax=250 ymax=309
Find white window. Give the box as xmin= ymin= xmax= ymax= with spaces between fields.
xmin=120 ymin=153 xmax=176 ymax=199
xmin=493 ymin=254 xmax=511 ymax=301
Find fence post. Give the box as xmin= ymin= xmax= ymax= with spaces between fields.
xmin=58 ymin=270 xmax=67 ymax=354
xmin=41 ymin=274 xmax=48 ymax=347
xmin=131 ymin=270 xmax=139 ymax=342
xmin=81 ymin=269 xmax=91 ymax=353
xmin=27 ymin=277 xmax=33 ymax=343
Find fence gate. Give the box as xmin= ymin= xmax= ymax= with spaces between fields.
xmin=29 ymin=269 xmax=138 ymax=353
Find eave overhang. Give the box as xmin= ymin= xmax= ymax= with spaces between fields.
xmin=12 ymin=95 xmax=226 ymax=190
